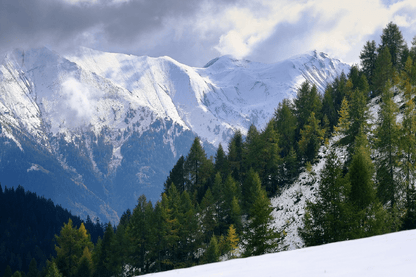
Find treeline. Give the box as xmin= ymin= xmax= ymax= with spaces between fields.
xmin=299 ymin=22 xmax=416 ymax=246
xmin=0 ymin=185 xmax=104 ymax=277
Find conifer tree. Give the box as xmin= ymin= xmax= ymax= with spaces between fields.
xmin=94 ymin=224 xmax=116 ymax=277
xmin=298 ymin=112 xmax=325 ymax=163
xmin=159 ymin=191 xmax=180 ymax=270
xmin=347 ymin=132 xmax=388 ymax=238
xmin=241 ymin=169 xmax=260 ymax=214
xmin=379 ymin=22 xmax=406 ymax=69
xmin=243 ymin=172 xmax=281 ymax=257
xmin=321 ymin=85 xmax=337 ymax=133
xmin=229 ymin=197 xmax=242 ymax=233
xmin=374 ymin=81 xmax=402 ymax=216
xmin=75 ymin=248 xmax=92 ymax=277
xmin=331 ymin=72 xmax=349 ymax=115
xmin=294 ymin=82 xmax=322 ymax=141
xmin=335 ymin=87 xmax=370 ymax=162
xmin=214 ymin=144 xmax=229 ymax=180
xmin=360 ymin=40 xmax=377 ymax=89
xmin=373 ymin=47 xmax=393 ymax=97
xmin=299 ymin=146 xmax=351 ymax=246
xmin=211 ymin=173 xmax=226 ymax=234
xmin=200 ymin=188 xmax=218 ymax=242
xmin=45 ymin=263 xmax=62 ymax=277
xmin=225 ymin=225 xmax=239 ymax=258
xmin=55 ymin=220 xmax=93 ymax=277
xmin=184 ymin=137 xmax=212 ymax=200
xmin=177 ymin=191 xmax=199 ymax=268
xmin=280 ymin=146 xmax=298 ymax=184
xmin=223 ymin=175 xmax=240 ymax=224
xmin=399 ymin=56 xmax=416 ymax=230
xmin=243 ymin=124 xmax=261 ymax=173
xmin=274 ymin=99 xmax=297 ymax=157
xmin=164 ymin=156 xmax=185 ymax=194
xmin=259 ymin=121 xmax=282 ymax=195
xmin=27 ymin=259 xmax=38 ymax=277
xmin=334 ymin=98 xmax=350 ymax=139
xmin=228 ymin=131 xmax=244 ymax=183
xmin=201 ymin=236 xmax=220 ymax=264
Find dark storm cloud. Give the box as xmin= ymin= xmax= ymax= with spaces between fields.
xmin=0 ymin=0 xmax=234 ymax=56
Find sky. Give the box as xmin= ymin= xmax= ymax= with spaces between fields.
xmin=1 ymin=0 xmax=416 ymax=67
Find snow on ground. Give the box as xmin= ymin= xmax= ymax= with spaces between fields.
xmin=142 ymin=229 xmax=416 ymax=277
xmin=271 ymin=138 xmax=348 ymax=250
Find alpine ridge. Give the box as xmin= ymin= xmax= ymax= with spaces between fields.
xmin=0 ymin=47 xmax=350 ymax=223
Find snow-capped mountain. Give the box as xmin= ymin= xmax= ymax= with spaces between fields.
xmin=0 ymin=47 xmax=349 ymax=223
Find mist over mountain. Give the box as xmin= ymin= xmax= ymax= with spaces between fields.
xmin=0 ymin=47 xmax=349 ymax=223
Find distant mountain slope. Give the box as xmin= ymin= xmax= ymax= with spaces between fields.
xmin=0 ymin=47 xmax=349 ymax=223
xmin=142 ymin=229 xmax=416 ymax=277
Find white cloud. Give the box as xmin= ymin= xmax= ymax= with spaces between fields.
xmin=199 ymin=0 xmax=416 ymax=64
xmin=60 ymin=77 xmax=101 ymax=127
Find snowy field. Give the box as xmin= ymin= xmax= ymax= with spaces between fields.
xmin=142 ymin=229 xmax=416 ymax=277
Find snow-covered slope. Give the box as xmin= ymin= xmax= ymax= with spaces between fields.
xmin=142 ymin=229 xmax=416 ymax=277
xmin=0 ymin=47 xmax=349 ymax=223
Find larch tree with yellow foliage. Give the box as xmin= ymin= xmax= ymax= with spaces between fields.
xmin=54 ymin=219 xmax=93 ymax=277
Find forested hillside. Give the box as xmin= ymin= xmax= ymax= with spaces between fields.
xmin=2 ymin=21 xmax=416 ymax=277
xmin=0 ymin=185 xmax=104 ymax=277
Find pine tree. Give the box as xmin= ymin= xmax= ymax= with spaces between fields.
xmin=214 ymin=144 xmax=229 ymax=180
xmin=241 ymin=169 xmax=260 ymax=214
xmin=399 ymin=56 xmax=416 ymax=230
xmin=211 ymin=173 xmax=226 ymax=235
xmin=375 ymin=81 xmax=402 ymax=216
xmin=243 ymin=173 xmax=281 ymax=257
xmin=45 ymin=263 xmax=62 ymax=277
xmin=200 ymin=188 xmax=218 ymax=242
xmin=75 ymin=248 xmax=92 ymax=277
xmin=259 ymin=121 xmax=282 ymax=195
xmin=294 ymin=82 xmax=322 ymax=141
xmin=176 ymin=191 xmax=199 ymax=268
xmin=164 ymin=156 xmax=185 ymax=194
xmin=348 ymin=132 xmax=388 ymax=238
xmin=243 ymin=124 xmax=261 ymax=173
xmin=55 ymin=220 xmax=93 ymax=277
xmin=27 ymin=259 xmax=38 ymax=277
xmin=360 ymin=40 xmax=377 ymax=88
xmin=372 ymin=47 xmax=393 ymax=97
xmin=299 ymin=146 xmax=351 ymax=246
xmin=274 ymin=99 xmax=297 ymax=157
xmin=280 ymin=146 xmax=298 ymax=184
xmin=298 ymin=112 xmax=325 ymax=163
xmin=126 ymin=195 xmax=155 ymax=274
xmin=225 ymin=225 xmax=239 ymax=258
xmin=184 ymin=137 xmax=212 ymax=200
xmin=228 ymin=131 xmax=244 ymax=183
xmin=94 ymin=223 xmax=116 ymax=277
xmin=379 ymin=22 xmax=406 ymax=69
xmin=201 ymin=236 xmax=220 ymax=264
xmin=159 ymin=192 xmax=180 ymax=270
xmin=321 ymin=85 xmax=337 ymax=133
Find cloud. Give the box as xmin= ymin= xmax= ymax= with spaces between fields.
xmin=1 ymin=0 xmax=416 ymax=66
xmin=60 ymin=77 xmax=100 ymax=126
xmin=219 ymin=0 xmax=416 ymax=64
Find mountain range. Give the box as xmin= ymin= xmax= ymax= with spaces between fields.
xmin=0 ymin=47 xmax=349 ymax=223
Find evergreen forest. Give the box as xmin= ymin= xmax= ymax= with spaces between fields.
xmin=2 ymin=21 xmax=416 ymax=277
